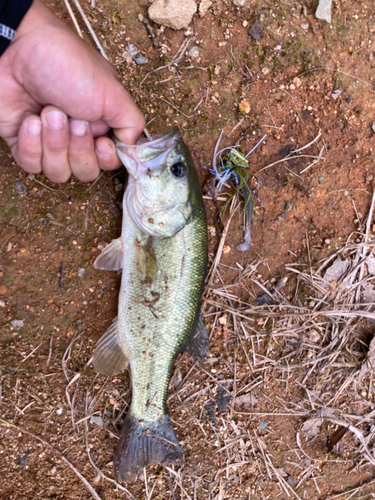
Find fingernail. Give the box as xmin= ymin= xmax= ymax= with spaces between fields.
xmin=27 ymin=120 xmax=42 ymax=136
xmin=96 ymin=142 xmax=113 ymax=159
xmin=70 ymin=119 xmax=89 ymax=136
xmin=46 ymin=111 xmax=66 ymax=130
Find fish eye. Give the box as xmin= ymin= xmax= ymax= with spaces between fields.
xmin=170 ymin=162 xmax=186 ymax=178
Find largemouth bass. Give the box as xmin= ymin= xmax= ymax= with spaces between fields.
xmin=92 ymin=127 xmax=208 ymax=482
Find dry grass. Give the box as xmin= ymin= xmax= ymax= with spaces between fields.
xmin=48 ymin=190 xmax=375 ymax=499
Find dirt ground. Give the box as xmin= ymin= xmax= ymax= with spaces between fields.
xmin=1 ymin=0 xmax=375 ymax=499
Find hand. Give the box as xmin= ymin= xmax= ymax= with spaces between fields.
xmin=0 ymin=0 xmax=145 ymax=183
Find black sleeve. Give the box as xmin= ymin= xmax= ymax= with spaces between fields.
xmin=0 ymin=0 xmax=34 ymax=57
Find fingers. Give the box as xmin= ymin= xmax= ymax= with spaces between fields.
xmin=95 ymin=136 xmax=121 ymax=171
xmin=16 ymin=107 xmax=121 ymax=183
xmin=68 ymin=119 xmax=99 ymax=182
xmin=16 ymin=115 xmax=43 ymax=173
xmin=41 ymin=106 xmax=70 ymax=183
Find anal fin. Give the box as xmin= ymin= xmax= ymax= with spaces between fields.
xmin=94 ymin=238 xmax=123 ymax=271
xmin=93 ymin=317 xmax=128 ymax=375
xmin=114 ymin=413 xmax=183 ymax=483
xmin=184 ymin=313 xmax=209 ymax=359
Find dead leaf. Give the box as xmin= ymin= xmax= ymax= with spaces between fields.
xmin=323 ymin=257 xmax=349 ymax=285
xmin=327 ymin=425 xmax=349 ymax=452
xmin=367 ymin=257 xmax=375 ymax=275
xmin=233 ymin=393 xmax=258 ymax=406
xmin=248 ymin=18 xmax=261 ymax=40
xmin=301 ymin=418 xmax=323 ymax=439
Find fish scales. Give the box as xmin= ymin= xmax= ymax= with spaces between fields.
xmin=120 ymin=197 xmax=207 ymax=422
xmin=92 ymin=127 xmax=208 ymax=482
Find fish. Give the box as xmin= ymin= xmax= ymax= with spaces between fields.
xmin=92 ymin=127 xmax=208 ymax=482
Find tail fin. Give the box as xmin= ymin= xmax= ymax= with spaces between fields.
xmin=114 ymin=413 xmax=183 ymax=483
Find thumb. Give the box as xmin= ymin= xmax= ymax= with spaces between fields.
xmin=103 ymin=82 xmax=145 ymax=145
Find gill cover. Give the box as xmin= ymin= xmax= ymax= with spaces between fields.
xmin=115 ymin=127 xmax=192 ymax=238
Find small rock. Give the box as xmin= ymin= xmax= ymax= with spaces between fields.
xmin=17 ymin=449 xmax=32 ymax=468
xmin=11 ymin=319 xmax=24 ymax=328
xmin=115 ymin=183 xmax=123 ymax=192
xmin=199 ymin=0 xmax=212 ymax=17
xmin=261 ymin=67 xmax=269 ymax=75
xmin=315 ymin=0 xmax=333 ymax=23
xmin=346 ymin=96 xmax=353 ymax=104
xmin=14 ymin=180 xmax=29 ymax=197
xmin=77 ymin=267 xmax=86 ymax=279
xmin=90 ymin=415 xmax=104 ymax=427
xmin=317 ymin=174 xmax=325 ymax=184
xmin=238 ymin=99 xmax=251 ymax=114
xmin=57 ymin=407 xmax=63 ymax=415
xmin=0 ymin=284 xmax=7 ymax=294
xmin=277 ymin=212 xmax=287 ymax=221
xmin=222 ymin=245 xmax=231 ymax=254
xmin=287 ymin=476 xmax=295 ymax=486
xmin=149 ymin=0 xmax=197 ymax=30
xmin=284 ymin=201 xmax=292 ymax=212
xmin=365 ymin=173 xmax=374 ymax=183
xmin=123 ymin=44 xmax=148 ymax=65
xmin=371 ymin=123 xmax=375 ymax=133
xmin=218 ymin=316 xmax=227 ymax=325
xmin=242 ymin=20 xmax=248 ymax=27
xmin=0 ymin=299 xmax=5 ymax=308
xmin=233 ymin=0 xmax=251 ymax=6
xmin=76 ymin=320 xmax=83 ymax=326
xmin=331 ymin=89 xmax=342 ymax=100
xmin=259 ymin=421 xmax=268 ymax=430
xmin=300 ymin=23 xmax=309 ymax=29
xmin=324 ymin=238 xmax=331 ymax=245
xmin=188 ymin=46 xmax=200 ymax=59
xmin=248 ymin=18 xmax=261 ymax=40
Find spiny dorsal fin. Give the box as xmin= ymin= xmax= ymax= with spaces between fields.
xmin=94 ymin=238 xmax=123 ymax=271
xmin=93 ymin=317 xmax=128 ymax=375
xmin=184 ymin=313 xmax=209 ymax=359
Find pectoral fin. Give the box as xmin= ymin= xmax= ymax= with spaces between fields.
xmin=184 ymin=313 xmax=209 ymax=359
xmin=93 ymin=317 xmax=128 ymax=375
xmin=94 ymin=238 xmax=123 ymax=271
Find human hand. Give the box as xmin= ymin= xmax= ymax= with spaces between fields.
xmin=0 ymin=0 xmax=145 ymax=183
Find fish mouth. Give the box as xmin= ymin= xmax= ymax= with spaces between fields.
xmin=113 ymin=127 xmax=181 ymax=177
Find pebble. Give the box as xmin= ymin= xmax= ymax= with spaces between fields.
xmin=11 ymin=319 xmax=24 ymax=328
xmin=258 ymin=421 xmax=268 ymax=430
xmin=14 ymin=180 xmax=29 ymax=197
xmin=324 ymin=239 xmax=331 ymax=245
xmin=277 ymin=212 xmax=288 ymax=221
xmin=0 ymin=299 xmax=5 ymax=308
xmin=0 ymin=285 xmax=7 ymax=294
xmin=301 ymin=23 xmax=309 ymax=29
xmin=233 ymin=0 xmax=251 ymax=7
xmin=218 ymin=316 xmax=227 ymax=325
xmin=188 ymin=46 xmax=200 ymax=59
xmin=371 ymin=123 xmax=375 ymax=133
xmin=77 ymin=267 xmax=86 ymax=279
xmin=199 ymin=0 xmax=213 ymax=17
xmin=318 ymin=174 xmax=325 ymax=184
xmin=284 ymin=201 xmax=292 ymax=212
xmin=223 ymin=245 xmax=231 ymax=254
xmin=149 ymin=0 xmax=197 ymax=30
